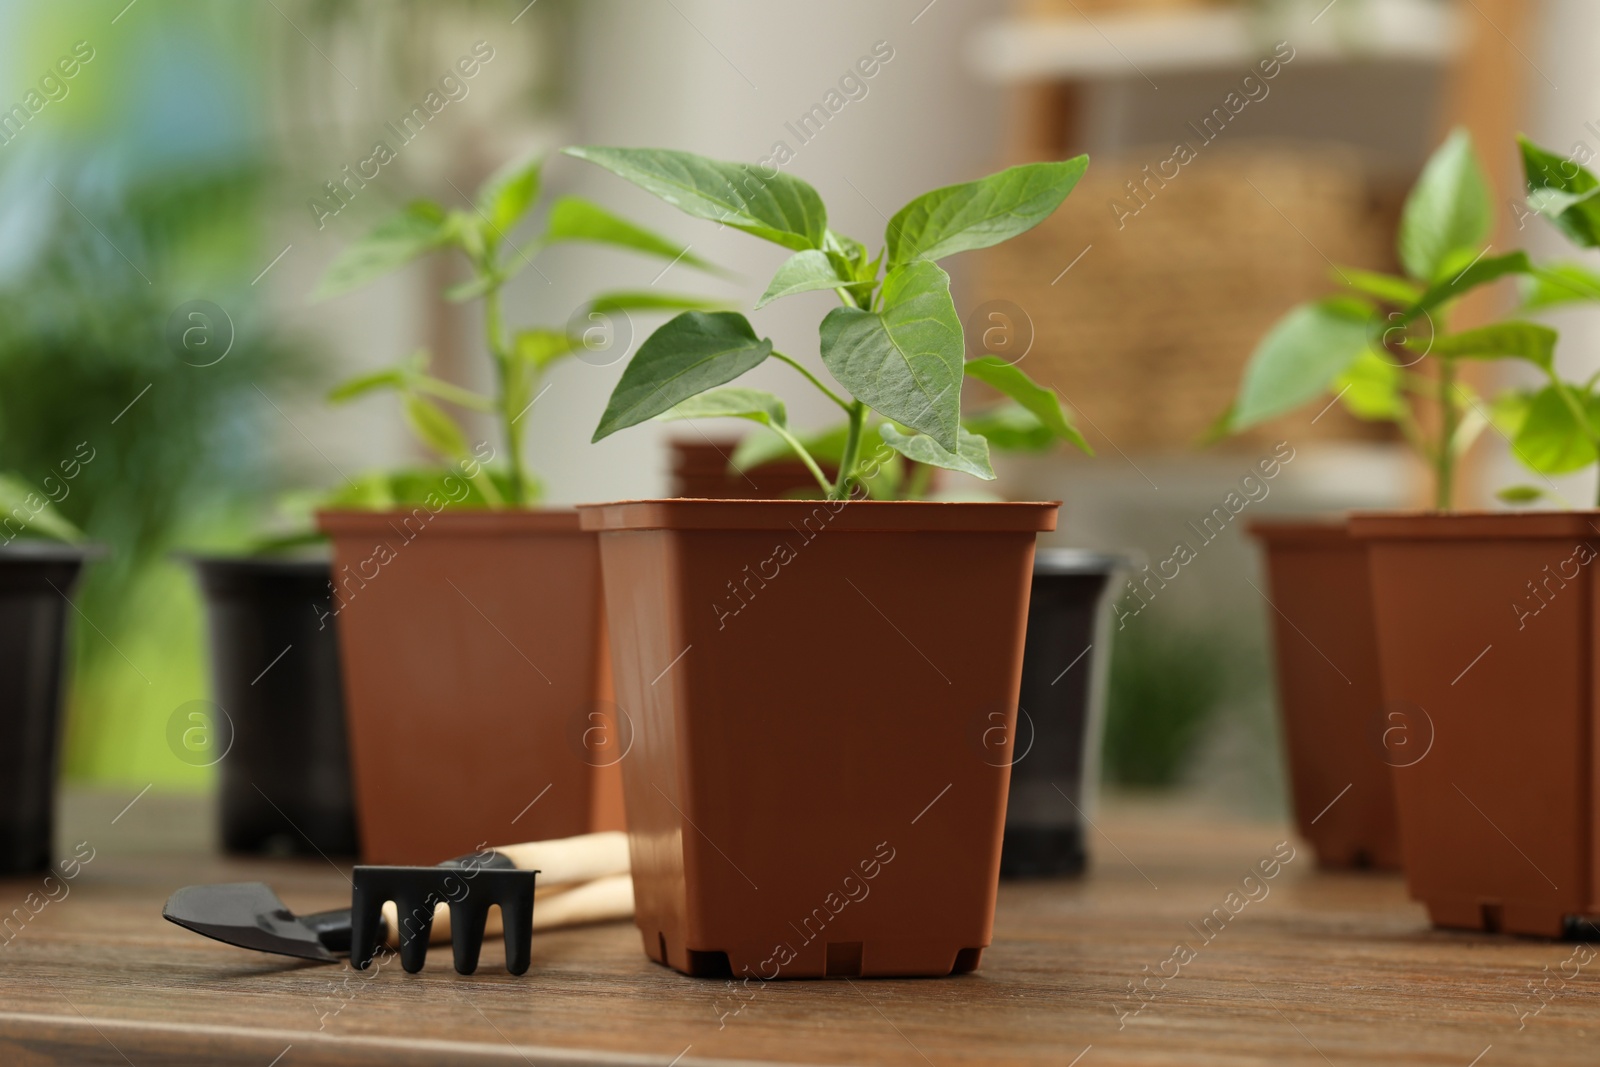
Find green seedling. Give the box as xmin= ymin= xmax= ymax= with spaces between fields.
xmin=564 ymin=146 xmax=1092 ymax=499
xmin=317 ymin=154 xmax=725 ymax=506
xmin=1221 ymin=129 xmax=1556 ymax=511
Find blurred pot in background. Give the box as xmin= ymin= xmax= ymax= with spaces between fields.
xmin=188 ymin=554 xmax=357 ymax=857
xmin=0 ymin=540 xmax=91 ymax=875
xmin=1000 ymin=550 xmax=1123 ymax=878
xmin=1250 ymin=521 xmax=1398 ymax=869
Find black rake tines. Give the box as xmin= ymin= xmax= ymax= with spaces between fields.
xmin=351 ymin=865 xmax=539 ymax=975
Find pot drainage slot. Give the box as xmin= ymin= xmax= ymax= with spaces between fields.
xmin=686 ymin=948 xmax=733 ymax=978
xmin=825 ymin=941 xmax=863 ymax=977
xmin=1480 ymin=903 xmax=1503 ymax=933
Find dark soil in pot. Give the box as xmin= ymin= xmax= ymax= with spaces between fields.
xmin=1352 ymin=510 xmax=1598 ymax=935
xmin=317 ymin=509 xmax=625 ymax=865
xmin=0 ymin=543 xmax=90 ymax=875
xmin=190 ymin=554 xmax=358 ymax=857
xmin=1250 ymin=520 xmax=1400 ymax=870
xmin=1000 ymin=549 xmax=1122 ymax=879
xmin=581 ymin=498 xmax=1058 ymax=978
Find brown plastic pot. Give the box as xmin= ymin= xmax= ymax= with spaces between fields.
xmin=580 ymin=498 xmax=1058 ymax=978
xmin=317 ymin=509 xmax=625 ymax=865
xmin=1351 ymin=510 xmax=1600 ymax=936
xmin=1249 ymin=520 xmax=1400 ymax=870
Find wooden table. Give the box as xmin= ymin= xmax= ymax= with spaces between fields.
xmin=2 ymin=792 xmax=1594 ymax=1066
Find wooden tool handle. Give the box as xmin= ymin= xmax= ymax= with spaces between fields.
xmin=490 ymin=831 xmax=629 ymax=885
xmin=377 ymin=832 xmax=634 ymax=951
xmin=383 ymin=874 xmax=634 ymax=949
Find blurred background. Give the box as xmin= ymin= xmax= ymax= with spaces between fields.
xmin=0 ymin=0 xmax=1587 ymax=816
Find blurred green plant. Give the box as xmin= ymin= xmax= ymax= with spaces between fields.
xmin=0 ymin=166 xmax=303 ymax=784
xmin=1485 ymin=137 xmax=1600 ymax=506
xmin=316 ymin=155 xmax=725 ymax=506
xmin=0 ymin=0 xmax=309 ymax=785
xmin=1218 ymin=129 xmax=1557 ymax=510
xmin=1101 ymin=614 xmax=1235 ymax=788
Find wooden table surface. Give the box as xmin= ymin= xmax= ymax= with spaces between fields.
xmin=1 ymin=791 xmax=1594 ymax=1066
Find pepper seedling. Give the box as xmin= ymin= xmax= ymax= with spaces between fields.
xmin=316 ymin=154 xmax=725 ymax=507
xmin=1219 ymin=129 xmax=1557 ymax=511
xmin=563 ymin=146 xmax=1092 ymax=499
xmin=1485 ymin=137 xmax=1600 ymax=507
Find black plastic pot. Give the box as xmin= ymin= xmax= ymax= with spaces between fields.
xmin=1001 ymin=550 xmax=1122 ymax=878
xmin=190 ymin=555 xmax=358 ymax=857
xmin=0 ymin=543 xmax=90 ymax=876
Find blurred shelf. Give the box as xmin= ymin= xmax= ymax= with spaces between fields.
xmin=970 ymin=0 xmax=1464 ymax=82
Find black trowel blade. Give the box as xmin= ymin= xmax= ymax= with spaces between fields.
xmin=163 ymin=882 xmax=339 ymax=963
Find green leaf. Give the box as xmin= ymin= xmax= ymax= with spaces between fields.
xmin=819 ymin=260 xmax=964 ymax=450
xmin=327 ymin=366 xmax=408 ymax=404
xmin=444 ymin=273 xmax=497 ymax=303
xmin=879 ymin=424 xmax=995 ymax=480
xmin=562 ymin=146 xmax=827 ymax=252
xmin=886 ymin=157 xmax=1088 ymax=267
xmin=756 ymin=250 xmax=848 ymax=309
xmin=658 ymin=386 xmax=787 ymax=428
xmin=1497 ymin=485 xmax=1548 ymax=505
xmin=730 ymin=421 xmax=852 ymax=472
xmin=1491 ymin=387 xmax=1537 ymax=438
xmin=1232 ymin=298 xmax=1373 ymax=429
xmin=586 ymin=291 xmax=726 ymax=316
xmin=1519 ymin=135 xmax=1600 ymax=248
xmin=1337 ymin=268 xmax=1422 ymax=306
xmin=514 ymin=329 xmax=580 ymax=370
xmin=477 ymin=154 xmax=542 ymax=235
xmin=1409 ymin=251 xmax=1533 ymax=317
xmin=962 ymin=403 xmax=1054 ymax=452
xmin=410 ymin=374 xmax=494 ymax=412
xmin=1426 ymin=322 xmax=1557 ymax=369
xmin=593 ymin=311 xmax=773 ymax=441
xmin=962 ymin=354 xmax=1091 ymax=454
xmin=0 ymin=473 xmax=84 ymax=543
xmin=542 ymin=196 xmax=721 ymax=272
xmin=402 ymin=394 xmax=470 ymax=461
xmin=1510 ymin=384 xmax=1600 ymax=474
xmin=322 ymin=467 xmax=529 ymax=510
xmin=1333 ymin=350 xmax=1406 ymax=421
xmin=1522 ymin=262 xmax=1600 ymax=312
xmin=315 ymin=201 xmax=451 ymax=300
xmin=1398 ymin=128 xmax=1492 ymax=282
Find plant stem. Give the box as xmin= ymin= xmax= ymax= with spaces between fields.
xmin=483 ymin=282 xmax=528 ymax=506
xmin=769 ymin=426 xmax=833 ymax=495
xmin=832 ymin=401 xmax=867 ymax=500
xmin=772 ymin=351 xmax=851 ymax=412
xmin=1436 ymin=358 xmax=1457 ymax=512
xmin=903 ymin=461 xmax=932 ymax=501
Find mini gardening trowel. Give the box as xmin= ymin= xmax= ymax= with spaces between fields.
xmin=163 ymin=831 xmax=632 ymax=975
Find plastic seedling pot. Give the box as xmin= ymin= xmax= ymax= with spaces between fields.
xmin=1250 ymin=520 xmax=1400 ymax=870
xmin=1352 ymin=511 xmax=1600 ymax=935
xmin=0 ymin=543 xmax=90 ymax=875
xmin=316 ymin=509 xmax=625 ymax=865
xmin=190 ymin=555 xmax=358 ymax=857
xmin=1000 ymin=550 xmax=1123 ymax=878
xmin=581 ymin=498 xmax=1058 ymax=979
